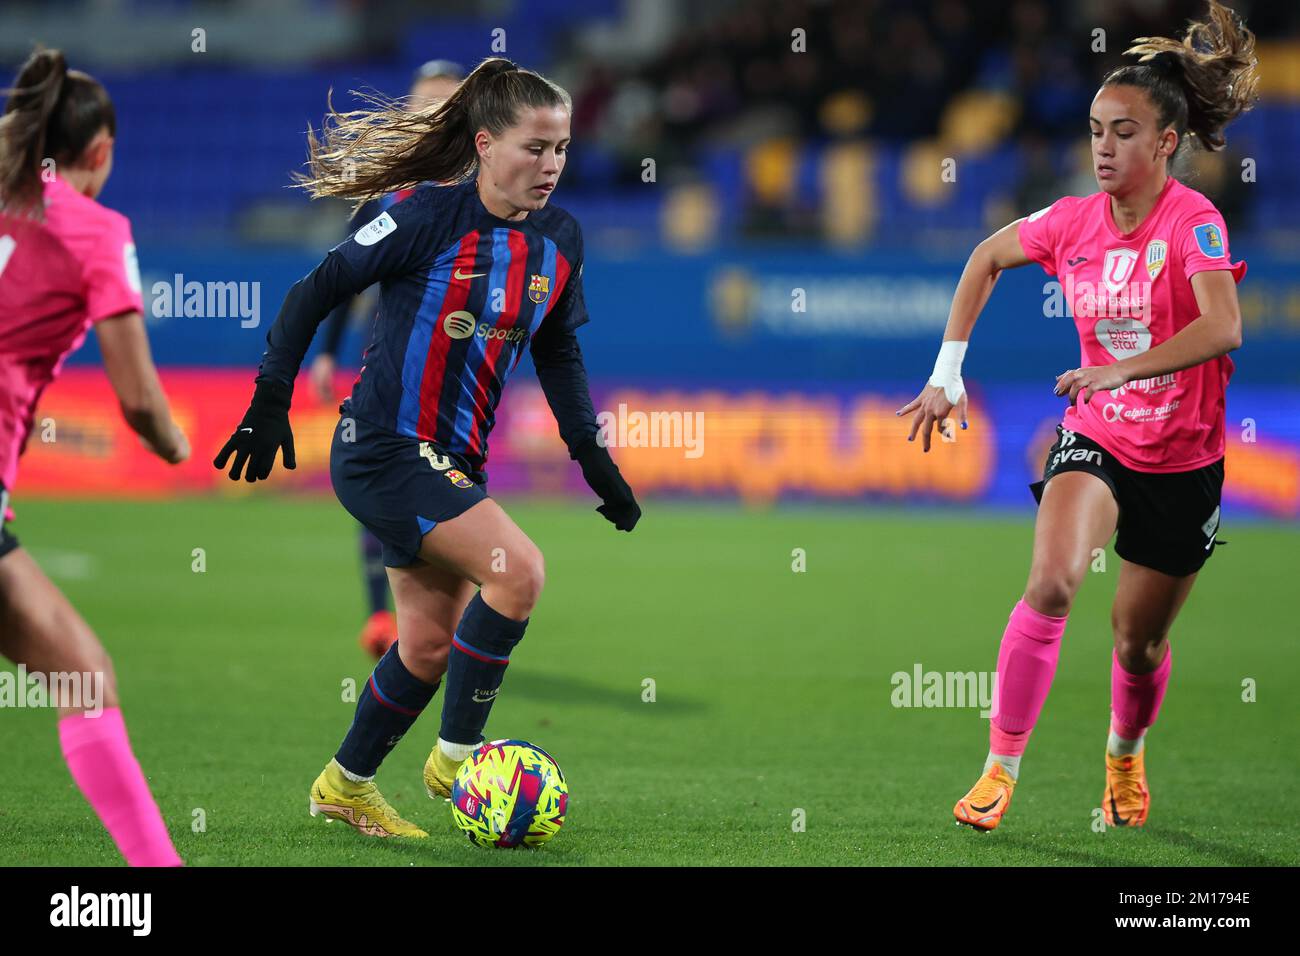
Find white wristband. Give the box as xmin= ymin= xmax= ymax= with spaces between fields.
xmin=927 ymin=340 xmax=968 ymax=405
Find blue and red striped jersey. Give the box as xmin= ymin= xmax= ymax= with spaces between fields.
xmin=330 ymin=179 xmax=587 ymax=469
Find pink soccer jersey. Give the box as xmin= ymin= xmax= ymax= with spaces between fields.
xmin=0 ymin=175 xmax=144 ymax=500
xmin=1018 ymin=176 xmax=1246 ymax=473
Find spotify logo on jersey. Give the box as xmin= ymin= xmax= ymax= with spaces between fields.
xmin=441 ymin=310 xmax=529 ymax=344
xmin=443 ymin=311 xmax=476 ymax=339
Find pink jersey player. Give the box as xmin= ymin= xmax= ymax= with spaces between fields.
xmin=0 ymin=47 xmax=188 ymax=866
xmin=1018 ymin=176 xmax=1246 ymax=473
xmin=898 ymin=0 xmax=1258 ymax=835
xmin=0 ymin=173 xmax=144 ymax=496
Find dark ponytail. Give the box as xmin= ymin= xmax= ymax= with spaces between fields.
xmin=0 ymin=46 xmax=115 ymax=216
xmin=297 ymin=56 xmax=571 ymax=204
xmin=1103 ymin=0 xmax=1259 ymax=158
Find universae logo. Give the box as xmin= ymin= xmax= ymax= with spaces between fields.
xmin=1102 ymin=247 xmax=1139 ymax=294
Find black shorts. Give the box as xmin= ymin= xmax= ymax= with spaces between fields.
xmin=0 ymin=483 xmax=17 ymax=561
xmin=330 ymin=406 xmax=489 ymax=568
xmin=1030 ymin=424 xmax=1224 ymax=578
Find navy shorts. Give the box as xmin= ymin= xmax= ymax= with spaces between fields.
xmin=0 ymin=483 xmax=17 ymax=561
xmin=330 ymin=407 xmax=488 ymax=567
xmin=1030 ymin=424 xmax=1224 ymax=578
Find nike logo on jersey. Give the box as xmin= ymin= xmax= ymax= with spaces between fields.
xmin=239 ymin=427 xmax=253 ymax=433
xmin=453 ymin=268 xmax=486 ymax=280
xmin=1067 ymin=256 xmax=1088 ymax=266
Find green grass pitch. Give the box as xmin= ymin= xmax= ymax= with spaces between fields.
xmin=2 ymin=496 xmax=1296 ymax=866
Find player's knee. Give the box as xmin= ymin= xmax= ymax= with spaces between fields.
xmin=515 ymin=548 xmax=546 ymax=611
xmin=498 ymin=547 xmax=544 ymax=618
xmin=418 ymin=637 xmax=454 ymax=681
xmin=396 ymin=625 xmax=453 ymax=682
xmin=1112 ymin=618 xmax=1168 ymax=671
xmin=1023 ymin=570 xmax=1079 ymax=618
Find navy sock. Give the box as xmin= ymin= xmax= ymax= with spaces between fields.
xmin=439 ymin=592 xmax=528 ymax=745
xmin=361 ymin=527 xmax=389 ymax=615
xmin=336 ymin=644 xmax=439 ymax=777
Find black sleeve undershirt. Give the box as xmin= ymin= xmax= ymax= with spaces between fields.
xmin=529 ymin=318 xmax=599 ymax=458
xmin=313 ymin=199 xmax=382 ymax=361
xmin=258 ymin=251 xmax=367 ymax=388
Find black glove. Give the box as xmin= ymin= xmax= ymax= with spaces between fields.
xmin=213 ymin=378 xmax=296 ymax=482
xmin=575 ymin=439 xmax=641 ymax=531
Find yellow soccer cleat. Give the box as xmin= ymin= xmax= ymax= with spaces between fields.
xmin=424 ymin=742 xmax=472 ymax=800
xmin=953 ymin=762 xmax=1017 ymax=831
xmin=309 ymin=758 xmax=428 ymax=838
xmin=1103 ymin=749 xmax=1150 ymax=827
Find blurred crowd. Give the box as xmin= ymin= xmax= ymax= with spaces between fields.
xmin=563 ymin=0 xmax=1299 ymax=239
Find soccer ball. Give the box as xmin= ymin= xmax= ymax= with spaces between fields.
xmin=450 ymin=739 xmax=568 ymax=848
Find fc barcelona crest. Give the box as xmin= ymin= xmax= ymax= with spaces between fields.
xmin=528 ymin=273 xmax=551 ymax=304
xmin=445 ymin=469 xmax=475 ymax=489
xmin=1145 ymin=239 xmax=1167 ymax=281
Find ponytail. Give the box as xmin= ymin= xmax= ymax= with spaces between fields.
xmin=297 ymin=57 xmax=571 ymax=205
xmin=1 ymin=48 xmax=67 ymax=214
xmin=0 ymin=46 xmax=116 ymax=216
xmin=1103 ymin=0 xmax=1259 ymax=156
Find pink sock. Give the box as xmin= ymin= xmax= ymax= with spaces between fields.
xmin=1110 ymin=646 xmax=1172 ymax=740
xmin=58 ymin=707 xmax=182 ymax=867
xmin=988 ymin=598 xmax=1068 ymax=755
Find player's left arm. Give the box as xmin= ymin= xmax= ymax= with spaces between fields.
xmin=309 ymin=199 xmax=381 ymax=404
xmin=529 ymin=244 xmax=640 ymax=532
xmin=216 ymin=199 xmax=434 ymax=482
xmin=1056 ymin=270 xmax=1242 ymax=403
xmin=83 ymin=219 xmax=189 ymax=464
xmin=1122 ymin=269 xmax=1241 ymax=377
xmin=96 ymin=310 xmax=190 ymax=464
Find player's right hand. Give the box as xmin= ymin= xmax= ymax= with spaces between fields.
xmin=309 ymin=353 xmax=336 ymax=405
xmin=213 ymin=378 xmax=297 ymax=482
xmin=896 ymin=383 xmax=968 ymax=453
xmin=575 ymin=439 xmax=641 ymax=532
xmin=143 ymin=422 xmax=190 ymax=465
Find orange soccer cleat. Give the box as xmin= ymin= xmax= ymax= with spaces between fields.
xmin=359 ymin=609 xmax=398 ymax=659
xmin=954 ymin=762 xmax=1017 ymax=831
xmin=1103 ymin=749 xmax=1150 ymax=827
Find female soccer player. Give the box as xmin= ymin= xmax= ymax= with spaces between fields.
xmin=308 ymin=59 xmax=465 ymax=661
xmin=897 ymin=0 xmax=1256 ymax=831
xmin=0 ymin=48 xmax=188 ymax=865
xmin=215 ymin=57 xmax=640 ymax=838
